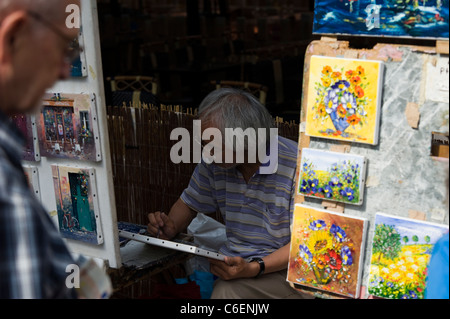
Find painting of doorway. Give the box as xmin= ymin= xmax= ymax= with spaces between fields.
xmin=51 ymin=165 xmax=103 ymax=245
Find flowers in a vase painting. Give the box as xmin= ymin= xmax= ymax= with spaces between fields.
xmin=287 ymin=205 xmax=368 ymax=298
xmin=298 ymin=148 xmax=367 ymax=205
xmin=306 ymin=56 xmax=384 ymax=145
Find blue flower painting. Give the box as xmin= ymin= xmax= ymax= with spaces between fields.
xmin=298 ymin=148 xmax=367 ymax=205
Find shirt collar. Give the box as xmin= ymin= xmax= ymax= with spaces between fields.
xmin=0 ymin=109 xmax=26 ymax=158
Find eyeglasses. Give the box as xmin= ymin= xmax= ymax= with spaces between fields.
xmin=26 ymin=10 xmax=82 ymax=63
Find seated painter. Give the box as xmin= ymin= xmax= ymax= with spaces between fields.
xmin=147 ymin=88 xmax=309 ymax=299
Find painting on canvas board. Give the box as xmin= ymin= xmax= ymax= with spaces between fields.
xmin=10 ymin=114 xmax=39 ymax=162
xmin=298 ymin=148 xmax=367 ymax=205
xmin=368 ymin=213 xmax=449 ymax=299
xmin=287 ymin=204 xmax=368 ymax=298
xmin=313 ymin=0 xmax=449 ymax=40
xmin=37 ymin=93 xmax=101 ymax=162
xmin=305 ymin=55 xmax=384 ymax=145
xmin=51 ymin=165 xmax=103 ymax=245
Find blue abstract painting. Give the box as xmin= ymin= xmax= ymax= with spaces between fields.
xmin=313 ymin=0 xmax=449 ymax=39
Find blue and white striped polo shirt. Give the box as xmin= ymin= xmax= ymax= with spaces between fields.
xmin=180 ymin=136 xmax=298 ymax=260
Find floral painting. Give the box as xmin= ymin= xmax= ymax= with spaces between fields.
xmin=37 ymin=93 xmax=101 ymax=162
xmin=368 ymin=213 xmax=449 ymax=299
xmin=306 ymin=56 xmax=384 ymax=145
xmin=287 ymin=204 xmax=368 ymax=298
xmin=298 ymin=148 xmax=367 ymax=205
xmin=52 ymin=165 xmax=103 ymax=245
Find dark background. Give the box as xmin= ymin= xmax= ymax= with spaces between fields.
xmin=97 ymin=0 xmax=436 ymax=122
xmin=98 ymin=0 xmax=316 ymax=122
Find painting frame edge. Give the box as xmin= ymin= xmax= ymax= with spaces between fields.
xmin=89 ymin=93 xmax=103 ymax=162
xmin=23 ymin=165 xmax=41 ymax=200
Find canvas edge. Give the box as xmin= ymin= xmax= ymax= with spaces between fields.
xmin=78 ymin=28 xmax=88 ymax=78
xmin=375 ymin=212 xmax=450 ymax=230
xmin=30 ymin=115 xmax=41 ymax=162
xmin=89 ymin=93 xmax=103 ymax=162
xmin=30 ymin=165 xmax=41 ymax=201
xmin=312 ymin=30 xmax=450 ymax=42
xmin=22 ymin=165 xmax=41 ymax=201
xmin=358 ymin=156 xmax=368 ymax=205
xmin=294 ymin=203 xmax=369 ymax=221
xmin=355 ymin=217 xmax=369 ymax=299
xmin=86 ymin=167 xmax=104 ymax=245
xmin=372 ymin=61 xmax=385 ymax=146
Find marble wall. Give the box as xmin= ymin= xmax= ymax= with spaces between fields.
xmin=300 ymin=44 xmax=449 ymax=293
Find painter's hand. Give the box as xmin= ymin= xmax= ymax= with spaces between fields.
xmin=147 ymin=212 xmax=177 ymax=240
xmin=209 ymin=257 xmax=259 ymax=281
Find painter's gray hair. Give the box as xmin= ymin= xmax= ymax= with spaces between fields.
xmin=199 ymin=88 xmax=273 ymax=133
xmin=198 ymin=88 xmax=274 ymax=151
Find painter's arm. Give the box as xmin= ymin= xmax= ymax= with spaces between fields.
xmin=147 ymin=198 xmax=197 ymax=240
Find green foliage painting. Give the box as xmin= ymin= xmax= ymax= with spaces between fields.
xmin=368 ymin=213 xmax=449 ymax=299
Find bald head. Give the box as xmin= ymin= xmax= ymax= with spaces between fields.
xmin=0 ymin=0 xmax=81 ymax=115
xmin=0 ymin=0 xmax=80 ymax=25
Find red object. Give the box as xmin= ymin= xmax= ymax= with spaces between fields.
xmin=325 ymin=250 xmax=343 ymax=270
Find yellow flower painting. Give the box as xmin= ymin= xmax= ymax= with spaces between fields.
xmin=306 ymin=56 xmax=384 ymax=145
xmin=287 ymin=205 xmax=368 ymax=298
xmin=368 ymin=213 xmax=449 ymax=299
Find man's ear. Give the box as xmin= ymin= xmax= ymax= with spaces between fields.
xmin=0 ymin=11 xmax=29 ymax=65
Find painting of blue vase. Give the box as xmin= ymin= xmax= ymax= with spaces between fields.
xmin=305 ymin=56 xmax=384 ymax=145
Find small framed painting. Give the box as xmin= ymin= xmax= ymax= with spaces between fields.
xmin=37 ymin=93 xmax=101 ymax=162
xmin=305 ymin=55 xmax=384 ymax=145
xmin=367 ymin=213 xmax=449 ymax=299
xmin=51 ymin=165 xmax=103 ymax=245
xmin=297 ymin=148 xmax=367 ymax=206
xmin=287 ymin=204 xmax=368 ymax=298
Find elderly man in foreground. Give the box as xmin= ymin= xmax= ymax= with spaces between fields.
xmin=0 ymin=0 xmax=80 ymax=298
